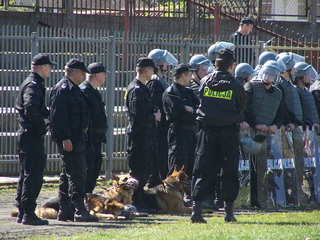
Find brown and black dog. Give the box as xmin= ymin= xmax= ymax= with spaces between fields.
xmin=11 ymin=174 xmax=138 ymax=220
xmin=144 ymin=165 xmax=192 ymax=214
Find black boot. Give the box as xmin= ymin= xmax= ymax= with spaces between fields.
xmin=224 ymin=202 xmax=237 ymax=222
xmin=73 ymin=198 xmax=99 ymax=222
xmin=22 ymin=212 xmax=49 ymax=226
xmin=57 ymin=197 xmax=74 ymax=222
xmin=17 ymin=208 xmax=24 ymax=223
xmin=190 ymin=201 xmax=206 ymax=223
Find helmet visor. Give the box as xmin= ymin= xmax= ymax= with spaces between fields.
xmin=305 ymin=66 xmax=318 ymax=81
xmin=277 ymin=58 xmax=287 ymax=73
xmin=163 ymin=50 xmax=178 ymax=66
xmin=261 ymin=73 xmax=277 ymax=83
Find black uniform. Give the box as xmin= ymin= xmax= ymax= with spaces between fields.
xmin=146 ymin=75 xmax=170 ymax=183
xmin=126 ymin=78 xmax=157 ymax=194
xmin=15 ymin=72 xmax=49 ymax=216
xmin=191 ymin=71 xmax=246 ymax=204
xmin=229 ymin=31 xmax=254 ymax=65
xmin=163 ymin=81 xmax=199 ymax=177
xmin=80 ymin=80 xmax=108 ymax=193
xmin=49 ymin=76 xmax=89 ymax=202
xmin=189 ymin=78 xmax=200 ymax=100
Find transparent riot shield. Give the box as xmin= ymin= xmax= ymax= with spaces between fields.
xmin=235 ymin=128 xmax=251 ymax=208
xmin=304 ymin=128 xmax=320 ymax=204
xmin=267 ymin=130 xmax=286 ymax=207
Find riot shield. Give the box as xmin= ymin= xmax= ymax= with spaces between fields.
xmin=267 ymin=130 xmax=286 ymax=207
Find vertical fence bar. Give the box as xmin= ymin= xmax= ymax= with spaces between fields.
xmin=105 ymin=37 xmax=116 ymax=179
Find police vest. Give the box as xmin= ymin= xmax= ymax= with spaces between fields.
xmin=277 ymin=78 xmax=303 ymax=122
xmin=251 ymin=80 xmax=283 ymax=125
xmin=297 ymin=88 xmax=320 ymax=124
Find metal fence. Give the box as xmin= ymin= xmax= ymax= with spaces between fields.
xmin=1 ymin=25 xmax=320 ymax=177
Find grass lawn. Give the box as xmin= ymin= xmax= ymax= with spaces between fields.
xmin=28 ymin=210 xmax=320 ymax=240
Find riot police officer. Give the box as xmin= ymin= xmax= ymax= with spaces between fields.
xmin=244 ymin=60 xmax=287 ymax=208
xmin=80 ymin=62 xmax=108 ymax=193
xmin=162 ymin=64 xmax=199 ymax=177
xmin=191 ymin=49 xmax=247 ymax=223
xmin=235 ymin=63 xmax=255 ymax=86
xmin=146 ymin=49 xmax=178 ymax=186
xmin=208 ymin=41 xmax=235 ymax=64
xmin=15 ymin=54 xmax=55 ymax=225
xmin=188 ymin=55 xmax=214 ymax=99
xmin=254 ymin=51 xmax=277 ymax=73
xmin=126 ymin=57 xmax=161 ymax=213
xmin=49 ymin=59 xmax=99 ymax=222
xmin=293 ymin=62 xmax=320 ymax=133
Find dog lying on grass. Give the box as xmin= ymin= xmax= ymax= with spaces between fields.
xmin=11 ymin=174 xmax=139 ymax=220
xmin=144 ymin=165 xmax=192 ymax=214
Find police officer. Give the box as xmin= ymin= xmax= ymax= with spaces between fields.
xmin=49 ymin=59 xmax=98 ymax=222
xmin=126 ymin=57 xmax=161 ymax=213
xmin=293 ymin=62 xmax=320 ymax=133
xmin=80 ymin=62 xmax=108 ymax=193
xmin=15 ymin=54 xmax=55 ymax=225
xmin=189 ymin=55 xmax=214 ymax=99
xmin=162 ymin=64 xmax=199 ymax=177
xmin=191 ymin=49 xmax=247 ymax=223
xmin=235 ymin=63 xmax=255 ymax=86
xmin=229 ymin=17 xmax=255 ymax=64
xmin=146 ymin=49 xmax=178 ymax=186
xmin=255 ymin=51 xmax=277 ymax=74
xmin=208 ymin=41 xmax=235 ymax=65
xmin=244 ymin=60 xmax=287 ymax=208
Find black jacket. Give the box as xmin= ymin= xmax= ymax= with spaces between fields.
xmin=80 ymin=80 xmax=108 ymax=143
xmin=229 ymin=31 xmax=254 ymax=64
xmin=15 ymin=72 xmax=49 ymax=136
xmin=49 ymin=76 xmax=89 ymax=142
xmin=162 ymin=81 xmax=199 ymax=126
xmin=125 ymin=78 xmax=156 ymax=133
xmin=197 ymin=71 xmax=246 ymax=127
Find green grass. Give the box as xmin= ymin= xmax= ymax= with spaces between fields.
xmin=28 ymin=211 xmax=320 ymax=240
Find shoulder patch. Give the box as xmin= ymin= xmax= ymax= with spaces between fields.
xmin=31 ymin=80 xmax=37 ymax=85
xmin=61 ymin=83 xmax=67 ymax=89
xmin=135 ymin=85 xmax=140 ymax=88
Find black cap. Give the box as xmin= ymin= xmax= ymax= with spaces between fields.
xmin=136 ymin=57 xmax=157 ymax=68
xmin=240 ymin=17 xmax=255 ymax=26
xmin=88 ymin=62 xmax=108 ymax=74
xmin=66 ymin=58 xmax=90 ymax=73
xmin=31 ymin=54 xmax=56 ymax=66
xmin=216 ymin=49 xmax=236 ymax=62
xmin=173 ymin=64 xmax=191 ymax=77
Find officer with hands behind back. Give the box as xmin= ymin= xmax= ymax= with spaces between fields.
xmin=191 ymin=49 xmax=248 ymax=224
xmin=15 ymin=54 xmax=55 ymax=225
xmin=49 ymin=59 xmax=99 ymax=222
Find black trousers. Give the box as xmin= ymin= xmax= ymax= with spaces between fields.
xmin=127 ymin=129 xmax=156 ymax=192
xmin=148 ymin=127 xmax=169 ymax=185
xmin=16 ymin=128 xmax=46 ymax=213
xmin=85 ymin=142 xmax=103 ymax=193
xmin=56 ymin=140 xmax=87 ymax=201
xmin=167 ymin=127 xmax=196 ymax=177
xmin=191 ymin=125 xmax=240 ymax=203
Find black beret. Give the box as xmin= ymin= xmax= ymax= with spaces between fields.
xmin=216 ymin=49 xmax=236 ymax=62
xmin=88 ymin=62 xmax=108 ymax=74
xmin=31 ymin=54 xmax=56 ymax=66
xmin=66 ymin=58 xmax=90 ymax=73
xmin=136 ymin=57 xmax=157 ymax=68
xmin=173 ymin=64 xmax=192 ymax=77
xmin=240 ymin=17 xmax=255 ymax=26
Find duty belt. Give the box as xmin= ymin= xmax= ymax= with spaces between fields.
xmin=91 ymin=127 xmax=107 ymax=134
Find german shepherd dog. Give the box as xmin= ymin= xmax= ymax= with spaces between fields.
xmin=143 ymin=165 xmax=192 ymax=214
xmin=11 ymin=174 xmax=139 ymax=220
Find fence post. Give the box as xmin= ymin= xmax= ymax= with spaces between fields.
xmin=310 ymin=0 xmax=317 ymax=24
xmin=31 ymin=32 xmax=39 ymax=57
xmin=4 ymin=0 xmax=9 ymax=10
xmin=183 ymin=40 xmax=190 ymax=64
xmin=214 ymin=3 xmax=220 ymax=36
xmin=35 ymin=0 xmax=40 ymax=12
xmin=105 ymin=37 xmax=116 ymax=180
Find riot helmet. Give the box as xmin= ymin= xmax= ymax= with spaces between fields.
xmin=235 ymin=63 xmax=255 ymax=82
xmin=277 ymin=52 xmax=305 ymax=71
xmin=208 ymin=41 xmax=235 ymax=62
xmin=258 ymin=60 xmax=281 ymax=83
xmin=292 ymin=62 xmax=318 ymax=80
xmin=276 ymin=58 xmax=287 ymax=73
xmin=189 ymin=54 xmax=215 ymax=74
xmin=148 ymin=49 xmax=178 ymax=67
xmin=258 ymin=51 xmax=277 ymax=66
